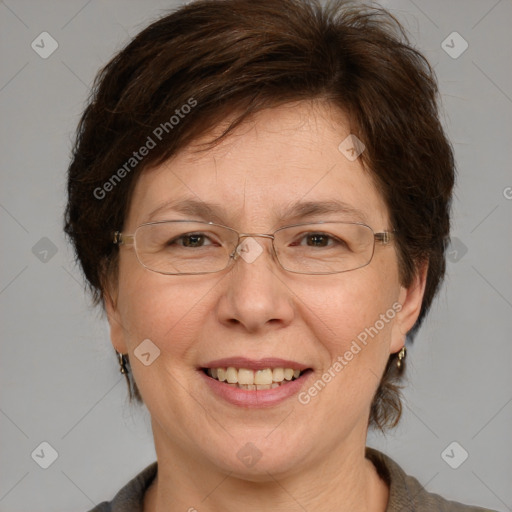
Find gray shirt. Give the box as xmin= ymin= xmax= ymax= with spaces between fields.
xmin=88 ymin=448 xmax=496 ymax=511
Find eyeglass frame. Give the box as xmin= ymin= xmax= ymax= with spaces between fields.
xmin=113 ymin=219 xmax=396 ymax=276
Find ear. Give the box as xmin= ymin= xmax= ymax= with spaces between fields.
xmin=390 ymin=261 xmax=428 ymax=353
xmin=103 ymin=284 xmax=129 ymax=355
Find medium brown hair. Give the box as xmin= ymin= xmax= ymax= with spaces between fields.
xmin=64 ymin=0 xmax=455 ymax=430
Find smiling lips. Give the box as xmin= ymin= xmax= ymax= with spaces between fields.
xmin=200 ymin=358 xmax=313 ymax=407
xmin=205 ymin=366 xmax=303 ymax=390
xmin=202 ymin=357 xmax=312 ymax=393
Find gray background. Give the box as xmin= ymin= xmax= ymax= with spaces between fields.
xmin=1 ymin=0 xmax=511 ymax=511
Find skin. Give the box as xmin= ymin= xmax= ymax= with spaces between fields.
xmin=106 ymin=100 xmax=427 ymax=512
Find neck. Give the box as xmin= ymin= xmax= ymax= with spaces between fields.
xmin=144 ymin=425 xmax=388 ymax=512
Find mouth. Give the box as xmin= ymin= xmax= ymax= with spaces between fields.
xmin=202 ymin=366 xmax=310 ymax=390
xmin=199 ymin=357 xmax=313 ymax=407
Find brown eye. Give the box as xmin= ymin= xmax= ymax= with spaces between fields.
xmin=180 ymin=234 xmax=206 ymax=247
xmin=290 ymin=232 xmax=346 ymax=248
xmin=165 ymin=231 xmax=221 ymax=249
xmin=306 ymin=233 xmax=330 ymax=247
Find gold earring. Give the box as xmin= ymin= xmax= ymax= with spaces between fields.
xmin=117 ymin=352 xmax=128 ymax=374
xmin=396 ymin=346 xmax=406 ymax=369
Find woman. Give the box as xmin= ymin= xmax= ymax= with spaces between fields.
xmin=64 ymin=0 xmax=496 ymax=510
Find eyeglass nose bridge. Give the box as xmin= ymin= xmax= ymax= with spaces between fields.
xmin=230 ymin=232 xmax=276 ymax=261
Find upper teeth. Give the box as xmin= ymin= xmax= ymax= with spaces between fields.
xmin=207 ymin=367 xmax=301 ymax=385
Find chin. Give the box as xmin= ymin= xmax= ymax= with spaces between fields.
xmin=196 ymin=430 xmax=313 ymax=481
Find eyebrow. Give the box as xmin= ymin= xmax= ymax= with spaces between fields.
xmin=144 ymin=197 xmax=368 ymax=225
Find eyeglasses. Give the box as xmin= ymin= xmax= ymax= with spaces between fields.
xmin=113 ymin=220 xmax=395 ymax=275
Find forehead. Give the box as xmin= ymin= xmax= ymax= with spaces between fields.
xmin=126 ymin=101 xmax=390 ymax=230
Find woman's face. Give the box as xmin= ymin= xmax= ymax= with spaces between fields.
xmin=107 ymin=100 xmax=424 ymax=479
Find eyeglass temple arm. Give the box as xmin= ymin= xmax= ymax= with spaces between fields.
xmin=113 ymin=231 xmax=134 ymax=245
xmin=374 ymin=231 xmax=395 ymax=244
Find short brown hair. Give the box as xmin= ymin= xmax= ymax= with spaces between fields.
xmin=64 ymin=0 xmax=454 ymax=430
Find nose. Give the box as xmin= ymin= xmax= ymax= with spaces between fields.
xmin=216 ymin=236 xmax=295 ymax=334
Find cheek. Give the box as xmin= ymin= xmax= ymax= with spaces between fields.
xmin=295 ymin=271 xmax=399 ymax=420
xmin=116 ymin=260 xmax=224 ymax=358
xmin=115 ymin=270 xmax=221 ymax=413
xmin=303 ymin=264 xmax=399 ymax=344
xmin=300 ymin=264 xmax=400 ymax=391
